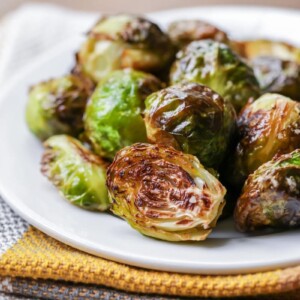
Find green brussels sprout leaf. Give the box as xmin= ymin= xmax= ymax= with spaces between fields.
xmin=77 ymin=15 xmax=175 ymax=82
xmin=41 ymin=135 xmax=110 ymax=211
xmin=26 ymin=74 xmax=94 ymax=141
xmin=84 ymin=69 xmax=162 ymax=160
xmin=144 ymin=82 xmax=236 ymax=168
xmin=170 ymin=40 xmax=260 ymax=112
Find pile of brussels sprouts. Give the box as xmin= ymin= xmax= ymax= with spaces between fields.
xmin=26 ymin=15 xmax=300 ymax=242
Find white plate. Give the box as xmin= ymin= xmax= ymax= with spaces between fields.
xmin=0 ymin=6 xmax=300 ymax=275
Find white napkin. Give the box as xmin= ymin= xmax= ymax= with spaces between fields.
xmin=0 ymin=3 xmax=98 ymax=256
xmin=0 ymin=3 xmax=98 ymax=85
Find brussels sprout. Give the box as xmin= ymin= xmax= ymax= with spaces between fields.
xmin=77 ymin=14 xmax=175 ymax=82
xmin=252 ymin=56 xmax=300 ymax=100
xmin=167 ymin=20 xmax=229 ymax=48
xmin=41 ymin=135 xmax=110 ymax=211
xmin=144 ymin=82 xmax=236 ymax=168
xmin=233 ymin=39 xmax=300 ymax=63
xmin=170 ymin=40 xmax=260 ymax=112
xmin=218 ymin=188 xmax=240 ymax=219
xmin=107 ymin=143 xmax=226 ymax=241
xmin=229 ymin=93 xmax=300 ymax=187
xmin=26 ymin=74 xmax=94 ymax=141
xmin=235 ymin=149 xmax=300 ymax=232
xmin=84 ymin=69 xmax=162 ymax=160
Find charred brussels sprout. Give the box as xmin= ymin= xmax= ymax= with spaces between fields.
xmin=41 ymin=135 xmax=110 ymax=211
xmin=230 ymin=93 xmax=300 ymax=187
xmin=168 ymin=19 xmax=229 ymax=49
xmin=170 ymin=40 xmax=260 ymax=112
xmin=144 ymin=82 xmax=236 ymax=168
xmin=235 ymin=149 xmax=300 ymax=232
xmin=77 ymin=14 xmax=174 ymax=82
xmin=252 ymin=56 xmax=300 ymax=100
xmin=84 ymin=69 xmax=162 ymax=160
xmin=107 ymin=143 xmax=226 ymax=241
xmin=234 ymin=39 xmax=300 ymax=63
xmin=26 ymin=74 xmax=94 ymax=141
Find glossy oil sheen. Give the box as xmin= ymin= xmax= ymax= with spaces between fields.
xmin=0 ymin=7 xmax=300 ymax=274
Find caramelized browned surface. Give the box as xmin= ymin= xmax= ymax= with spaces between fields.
xmin=54 ymin=74 xmax=94 ymax=133
xmin=144 ymin=82 xmax=236 ymax=168
xmin=235 ymin=150 xmax=300 ymax=232
xmin=107 ymin=143 xmax=226 ymax=241
xmin=168 ymin=19 xmax=228 ymax=48
xmin=229 ymin=95 xmax=300 ymax=187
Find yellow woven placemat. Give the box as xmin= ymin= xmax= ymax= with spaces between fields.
xmin=0 ymin=226 xmax=299 ymax=298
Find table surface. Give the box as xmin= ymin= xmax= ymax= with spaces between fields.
xmin=1 ymin=0 xmax=300 ymax=17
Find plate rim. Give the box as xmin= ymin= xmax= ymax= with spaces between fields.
xmin=0 ymin=5 xmax=300 ymax=275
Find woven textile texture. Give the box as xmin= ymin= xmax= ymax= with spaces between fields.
xmin=0 ymin=277 xmax=300 ymax=300
xmin=0 ymin=198 xmax=28 ymax=255
xmin=0 ymin=275 xmax=182 ymax=300
xmin=0 ymin=213 xmax=300 ymax=298
xmin=1 ymin=194 xmax=300 ymax=298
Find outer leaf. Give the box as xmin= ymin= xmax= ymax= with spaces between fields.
xmin=170 ymin=40 xmax=260 ymax=112
xmin=84 ymin=69 xmax=162 ymax=160
xmin=77 ymin=15 xmax=175 ymax=82
xmin=107 ymin=143 xmax=226 ymax=242
xmin=230 ymin=93 xmax=300 ymax=187
xmin=26 ymin=74 xmax=94 ymax=140
xmin=235 ymin=149 xmax=300 ymax=232
xmin=144 ymin=82 xmax=236 ymax=168
xmin=41 ymin=135 xmax=110 ymax=211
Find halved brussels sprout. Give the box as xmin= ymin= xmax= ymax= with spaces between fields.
xmin=168 ymin=20 xmax=229 ymax=48
xmin=144 ymin=82 xmax=236 ymax=168
xmin=235 ymin=149 xmax=300 ymax=232
xmin=84 ymin=69 xmax=162 ymax=160
xmin=77 ymin=14 xmax=175 ymax=82
xmin=41 ymin=135 xmax=110 ymax=211
xmin=229 ymin=93 xmax=300 ymax=187
xmin=170 ymin=40 xmax=260 ymax=112
xmin=26 ymin=74 xmax=94 ymax=141
xmin=252 ymin=56 xmax=300 ymax=100
xmin=233 ymin=39 xmax=300 ymax=63
xmin=107 ymin=143 xmax=226 ymax=242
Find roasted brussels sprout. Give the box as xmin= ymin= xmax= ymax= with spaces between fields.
xmin=235 ymin=149 xmax=300 ymax=232
xmin=77 ymin=14 xmax=174 ymax=82
xmin=26 ymin=74 xmax=94 ymax=141
xmin=252 ymin=56 xmax=300 ymax=100
xmin=234 ymin=39 xmax=300 ymax=63
xmin=170 ymin=40 xmax=260 ymax=112
xmin=41 ymin=135 xmax=110 ymax=211
xmin=107 ymin=143 xmax=226 ymax=241
xmin=168 ymin=20 xmax=229 ymax=48
xmin=229 ymin=93 xmax=300 ymax=187
xmin=144 ymin=82 xmax=236 ymax=168
xmin=84 ymin=69 xmax=162 ymax=160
